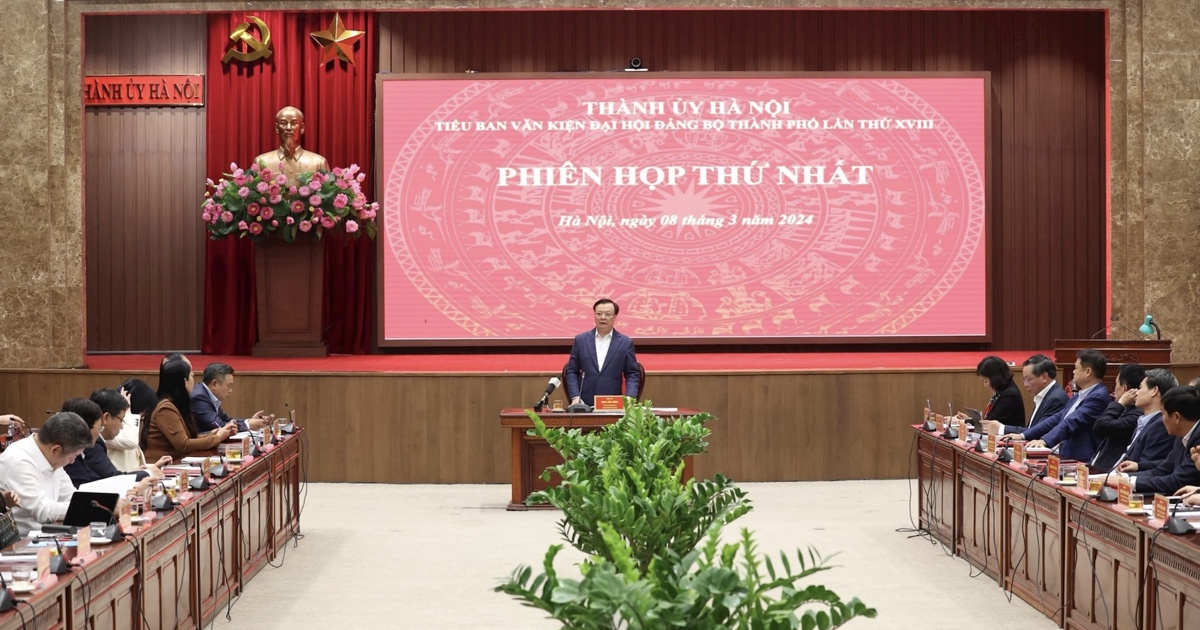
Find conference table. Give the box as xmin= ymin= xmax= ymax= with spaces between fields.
xmin=500 ymin=407 xmax=698 ymax=510
xmin=914 ymin=426 xmax=1200 ymax=629
xmin=0 ymin=430 xmax=304 ymax=630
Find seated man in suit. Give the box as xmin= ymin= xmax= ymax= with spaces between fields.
xmin=565 ymin=299 xmax=640 ymax=407
xmin=1011 ymin=349 xmax=1110 ymax=463
xmin=1105 ymin=384 xmax=1200 ymax=496
xmin=191 ymin=363 xmax=271 ymax=433
xmin=61 ymin=396 xmax=156 ymax=488
xmin=1090 ymin=363 xmax=1148 ymax=470
xmin=1098 ymin=368 xmax=1177 ymax=472
xmin=984 ymin=353 xmax=1068 ymax=436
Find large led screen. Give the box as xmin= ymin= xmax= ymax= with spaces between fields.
xmin=378 ymin=74 xmax=988 ymax=344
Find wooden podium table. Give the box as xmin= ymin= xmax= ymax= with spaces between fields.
xmin=501 ymin=407 xmax=699 ymax=510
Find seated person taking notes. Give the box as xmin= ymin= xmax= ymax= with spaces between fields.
xmin=565 ymin=299 xmax=640 ymax=407
xmin=60 ymin=396 xmax=155 ymax=488
xmin=191 ymin=362 xmax=271 ymax=433
xmin=0 ymin=412 xmax=91 ymax=536
xmin=1010 ymin=349 xmax=1110 ymax=463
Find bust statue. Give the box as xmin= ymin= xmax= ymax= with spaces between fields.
xmin=253 ymin=106 xmax=330 ymax=184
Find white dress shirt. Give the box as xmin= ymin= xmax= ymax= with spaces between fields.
xmin=0 ymin=437 xmax=77 ymax=535
xmin=594 ymin=330 xmax=613 ymax=371
xmin=1029 ymin=381 xmax=1055 ymax=421
xmin=106 ymin=412 xmax=146 ymax=472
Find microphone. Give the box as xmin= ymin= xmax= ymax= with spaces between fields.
xmin=89 ymin=500 xmax=124 ymax=541
xmin=48 ymin=535 xmax=71 ymax=575
xmin=209 ymin=453 xmax=228 ymax=479
xmin=533 ymin=377 xmax=562 ymax=412
xmin=1166 ymin=489 xmax=1198 ymax=534
xmin=922 ymin=398 xmax=937 ymax=432
xmin=151 ymin=481 xmax=172 ymax=512
xmin=280 ymin=404 xmax=296 ymax=434
xmin=0 ymin=569 xmax=14 ymax=612
xmin=940 ymin=403 xmax=959 ymax=440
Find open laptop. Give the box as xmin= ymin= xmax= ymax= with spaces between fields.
xmin=62 ymin=491 xmax=120 ymax=527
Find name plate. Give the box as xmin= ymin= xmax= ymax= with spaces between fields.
xmin=923 ymin=407 xmax=932 ymax=424
xmin=1075 ymin=463 xmax=1090 ymax=486
xmin=936 ymin=414 xmax=947 ymax=432
xmin=1118 ymin=478 xmax=1133 ymax=506
xmin=986 ymin=423 xmax=998 ymax=453
xmin=593 ymin=395 xmax=624 ymax=411
xmin=1014 ymin=441 xmax=1026 ymax=463
xmin=1047 ymin=454 xmax=1061 ymax=480
xmin=1154 ymin=494 xmax=1170 ymax=521
xmin=78 ymin=527 xmax=91 ymax=555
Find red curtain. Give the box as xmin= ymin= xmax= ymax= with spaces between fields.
xmin=203 ymin=11 xmax=377 ymax=354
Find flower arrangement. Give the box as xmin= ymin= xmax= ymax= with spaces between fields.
xmin=202 ymin=161 xmax=378 ymax=242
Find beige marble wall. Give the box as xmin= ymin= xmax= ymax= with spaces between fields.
xmin=6 ymin=0 xmax=1189 ymax=366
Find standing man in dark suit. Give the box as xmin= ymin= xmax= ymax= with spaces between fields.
xmin=1015 ymin=349 xmax=1110 ymax=462
xmin=191 ymin=363 xmax=271 ymax=433
xmin=565 ymin=299 xmax=640 ymax=407
xmin=984 ymin=353 xmax=1068 ymax=436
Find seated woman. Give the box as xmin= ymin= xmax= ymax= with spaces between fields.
xmin=110 ymin=378 xmax=157 ymax=472
xmin=142 ymin=355 xmax=237 ymax=464
xmin=970 ymin=355 xmax=1026 ymax=430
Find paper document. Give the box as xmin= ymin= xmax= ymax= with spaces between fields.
xmin=79 ymin=474 xmax=139 ymax=495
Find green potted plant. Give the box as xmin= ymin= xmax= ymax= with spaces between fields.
xmin=497 ymin=398 xmax=876 ymax=629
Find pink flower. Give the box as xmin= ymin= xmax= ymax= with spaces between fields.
xmin=269 ymin=194 xmax=283 ymax=204
xmin=345 ymin=220 xmax=359 ymax=233
xmin=201 ymin=211 xmax=212 ymax=223
xmin=298 ymin=186 xmax=311 ymax=197
xmin=261 ymin=207 xmax=274 ymax=220
xmin=247 ymin=202 xmax=260 ymax=216
xmin=238 ymin=221 xmax=249 ymax=230
xmin=258 ymin=197 xmax=267 ymax=204
xmin=332 ymin=167 xmax=343 ymax=177
xmin=268 ymin=184 xmax=281 ymax=196
xmin=233 ymin=168 xmax=245 ymax=177
xmin=260 ymin=169 xmax=273 ymax=180
xmin=291 ymin=201 xmax=305 ymax=214
xmin=351 ymin=196 xmax=365 ymax=209
xmin=309 ymin=173 xmax=324 ymax=187
xmin=289 ymin=186 xmax=298 ymax=195
xmin=220 ymin=211 xmax=234 ymax=223
xmin=237 ymin=186 xmax=250 ymax=198
xmin=298 ymin=220 xmax=313 ymax=233
xmin=206 ymin=178 xmax=215 ymax=187
xmin=356 ymin=173 xmax=365 ymax=182
xmin=320 ymin=216 xmax=335 ymax=229
xmin=256 ymin=181 xmax=269 ymax=193
xmin=360 ymin=208 xmax=376 ymax=220
xmin=248 ymin=222 xmax=263 ymax=235
xmin=248 ymin=162 xmax=259 ymax=172
xmin=275 ymin=174 xmax=287 ymax=186
xmin=286 ymin=216 xmax=295 ymax=225
xmin=312 ymin=207 xmax=324 ymax=218
xmin=234 ymin=175 xmax=247 ymax=186
xmin=271 ymin=220 xmax=279 ymax=227
xmin=229 ymin=162 xmax=238 ymax=171
xmin=336 ymin=179 xmax=350 ymax=189
xmin=309 ymin=195 xmax=323 ymax=206
xmin=333 ymin=194 xmax=348 ymax=209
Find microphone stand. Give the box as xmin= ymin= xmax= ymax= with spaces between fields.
xmin=49 ymin=535 xmax=72 ymax=575
xmin=89 ymin=500 xmax=124 ymax=541
xmin=1166 ymin=489 xmax=1198 ymax=534
xmin=0 ymin=570 xmax=14 ymax=612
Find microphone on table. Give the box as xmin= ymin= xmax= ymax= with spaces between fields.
xmin=280 ymin=403 xmax=296 ymax=434
xmin=1092 ymin=456 xmax=1122 ymax=503
xmin=1166 ymin=488 xmax=1198 ymax=535
xmin=151 ymin=481 xmax=173 ymax=512
xmin=922 ymin=398 xmax=937 ymax=432
xmin=89 ymin=500 xmax=124 ymax=541
xmin=533 ymin=377 xmax=562 ymax=412
xmin=49 ymin=534 xmax=71 ymax=575
xmin=0 ymin=569 xmax=14 ymax=612
xmin=209 ymin=453 xmax=228 ymax=479
xmin=940 ymin=403 xmax=959 ymax=440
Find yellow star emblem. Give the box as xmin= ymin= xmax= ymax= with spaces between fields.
xmin=309 ymin=13 xmax=364 ymax=66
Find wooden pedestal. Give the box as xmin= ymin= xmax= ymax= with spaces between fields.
xmin=253 ymin=236 xmax=327 ymax=357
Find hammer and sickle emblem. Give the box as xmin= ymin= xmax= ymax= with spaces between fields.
xmin=221 ymin=16 xmax=272 ymax=64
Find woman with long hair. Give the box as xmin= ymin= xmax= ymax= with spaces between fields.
xmin=142 ymin=355 xmax=237 ymax=463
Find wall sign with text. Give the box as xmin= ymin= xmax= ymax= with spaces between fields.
xmin=378 ymin=74 xmax=990 ymax=345
xmin=84 ymin=75 xmax=204 ymax=107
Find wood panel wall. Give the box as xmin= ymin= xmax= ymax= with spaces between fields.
xmin=84 ymin=15 xmax=207 ymax=352
xmin=378 ymin=9 xmax=1108 ymax=351
xmin=13 ymin=366 xmax=1193 ymax=485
